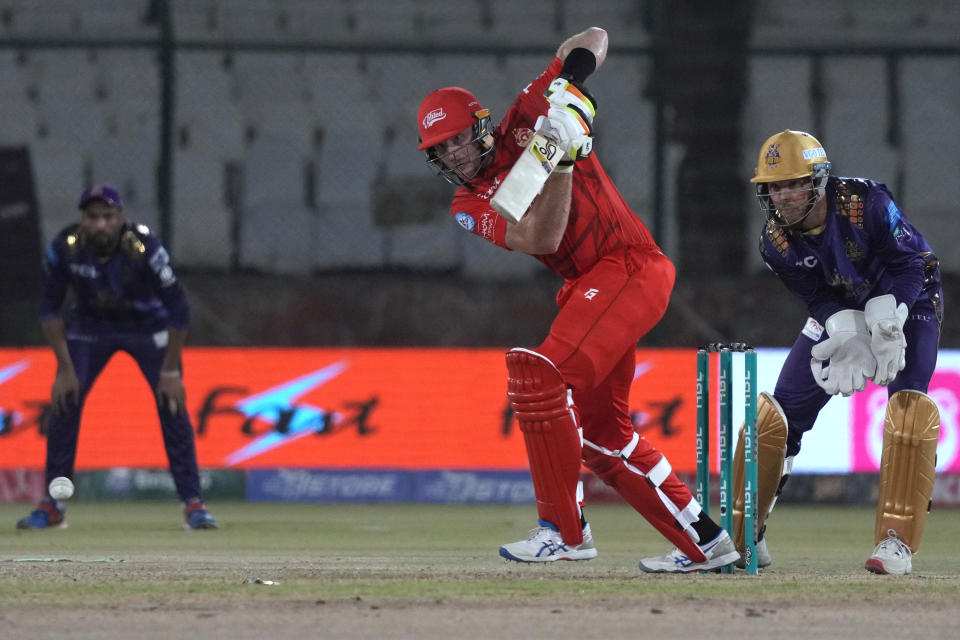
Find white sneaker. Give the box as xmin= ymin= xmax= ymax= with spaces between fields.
xmin=735 ymin=536 xmax=773 ymax=569
xmin=865 ymin=529 xmax=912 ymax=575
xmin=638 ymin=530 xmax=740 ymax=573
xmin=499 ymin=521 xmax=598 ymax=562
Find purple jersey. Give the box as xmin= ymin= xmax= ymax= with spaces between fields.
xmin=39 ymin=222 xmax=189 ymax=333
xmin=759 ymin=176 xmax=941 ymax=326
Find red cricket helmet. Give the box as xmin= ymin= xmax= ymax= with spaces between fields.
xmin=417 ymin=87 xmax=494 ymax=185
xmin=417 ymin=87 xmax=490 ymax=150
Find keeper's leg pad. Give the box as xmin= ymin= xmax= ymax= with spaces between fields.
xmin=506 ymin=348 xmax=584 ymax=546
xmin=582 ymin=436 xmax=707 ymax=564
xmin=875 ymin=390 xmax=939 ymax=552
xmin=733 ymin=392 xmax=788 ymax=552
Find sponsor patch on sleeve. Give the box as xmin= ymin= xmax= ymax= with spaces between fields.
xmin=455 ymin=212 xmax=475 ymax=231
xmin=802 ymin=316 xmax=824 ymax=341
xmin=885 ymin=200 xmax=902 ymax=231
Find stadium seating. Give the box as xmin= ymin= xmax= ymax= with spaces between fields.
xmin=822 ymin=58 xmax=897 ymax=185
xmin=313 ymin=128 xmax=385 ymax=271
xmin=2 ymin=0 xmax=958 ymax=278
xmin=900 ymin=57 xmax=960 ymax=259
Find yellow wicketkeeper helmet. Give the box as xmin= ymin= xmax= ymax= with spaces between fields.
xmin=750 ymin=130 xmax=831 ymax=226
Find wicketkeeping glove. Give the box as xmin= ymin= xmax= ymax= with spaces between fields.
xmin=864 ymin=294 xmax=909 ymax=386
xmin=810 ymin=309 xmax=877 ymax=396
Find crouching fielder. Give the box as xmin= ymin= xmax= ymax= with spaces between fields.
xmin=417 ymin=27 xmax=738 ymax=572
xmin=735 ymin=129 xmax=943 ymax=574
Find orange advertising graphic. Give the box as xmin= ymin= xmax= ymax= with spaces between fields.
xmin=0 ymin=348 xmax=698 ymax=472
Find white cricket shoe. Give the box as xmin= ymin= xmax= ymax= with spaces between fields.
xmin=865 ymin=529 xmax=912 ymax=575
xmin=638 ymin=530 xmax=740 ymax=573
xmin=499 ymin=521 xmax=598 ymax=562
xmin=735 ymin=536 xmax=773 ymax=569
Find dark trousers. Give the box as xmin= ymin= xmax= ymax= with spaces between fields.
xmin=45 ymin=329 xmax=202 ymax=503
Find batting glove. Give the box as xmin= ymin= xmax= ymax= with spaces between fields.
xmin=544 ymin=76 xmax=597 ymax=132
xmin=864 ymin=294 xmax=909 ymax=386
xmin=534 ymin=113 xmax=593 ymax=165
xmin=810 ymin=309 xmax=877 ymax=396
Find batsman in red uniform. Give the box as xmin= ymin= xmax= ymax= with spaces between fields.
xmin=417 ymin=27 xmax=738 ymax=572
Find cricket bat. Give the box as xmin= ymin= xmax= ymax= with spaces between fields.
xmin=490 ymin=130 xmax=563 ymax=224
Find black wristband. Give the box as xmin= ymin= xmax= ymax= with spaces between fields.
xmin=560 ymin=47 xmax=597 ymax=84
xmin=557 ymin=160 xmax=575 ymax=168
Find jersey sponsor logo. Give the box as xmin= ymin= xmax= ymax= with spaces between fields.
xmin=479 ymin=212 xmax=497 ymax=241
xmin=802 ymin=317 xmax=824 ymax=341
xmin=584 ymin=288 xmax=599 ymax=300
xmin=158 ymin=265 xmax=176 ymax=287
xmin=455 ymin=212 xmax=474 ymax=231
xmin=513 ymin=127 xmax=533 ymax=147
xmin=422 ymin=108 xmax=446 ymax=129
xmin=479 ymin=175 xmax=501 ymax=201
xmin=887 ymin=201 xmax=912 ymax=242
xmin=69 ymin=263 xmax=98 ymax=278
xmin=892 ymin=222 xmax=912 ymax=242
xmin=885 ymin=201 xmax=903 ymax=229
xmin=149 ymin=247 xmax=177 ymax=286
xmin=149 ymin=246 xmax=170 ymax=271
xmin=794 ymin=256 xmax=818 ymax=268
xmin=802 ymin=147 xmax=827 ymax=159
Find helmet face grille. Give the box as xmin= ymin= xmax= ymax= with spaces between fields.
xmin=424 ymin=115 xmax=494 ymax=186
xmin=751 ymin=130 xmax=831 ymax=228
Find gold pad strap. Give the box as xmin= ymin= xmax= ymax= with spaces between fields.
xmin=876 ymin=390 xmax=940 ymax=552
xmin=734 ymin=392 xmax=788 ymax=552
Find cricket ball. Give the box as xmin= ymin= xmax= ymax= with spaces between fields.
xmin=49 ymin=476 xmax=74 ymax=501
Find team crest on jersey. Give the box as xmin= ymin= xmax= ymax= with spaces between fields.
xmin=513 ymin=127 xmax=533 ymax=147
xmin=763 ymin=143 xmax=781 ymax=168
xmin=844 ymin=238 xmax=866 ymax=263
xmin=455 ymin=212 xmax=474 ymax=231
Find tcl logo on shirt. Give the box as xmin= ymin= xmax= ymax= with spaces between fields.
xmin=479 ymin=176 xmax=501 ymax=201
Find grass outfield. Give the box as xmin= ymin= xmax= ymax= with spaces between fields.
xmin=1 ymin=502 xmax=959 ymax=638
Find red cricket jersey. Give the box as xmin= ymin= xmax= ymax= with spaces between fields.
xmin=449 ymin=57 xmax=657 ymax=281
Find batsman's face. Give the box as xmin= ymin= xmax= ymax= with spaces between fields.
xmin=433 ymin=126 xmax=485 ymax=177
xmin=766 ymin=178 xmax=814 ymax=225
xmin=80 ymin=201 xmax=125 ymax=255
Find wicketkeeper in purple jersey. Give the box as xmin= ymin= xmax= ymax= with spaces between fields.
xmin=16 ymin=184 xmax=217 ymax=531
xmin=731 ymin=130 xmax=942 ymax=575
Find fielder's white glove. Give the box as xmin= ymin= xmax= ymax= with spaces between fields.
xmin=864 ymin=294 xmax=909 ymax=386
xmin=810 ymin=309 xmax=877 ymax=396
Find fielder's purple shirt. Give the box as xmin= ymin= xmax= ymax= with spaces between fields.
xmin=759 ymin=176 xmax=940 ymax=323
xmin=39 ymin=222 xmax=189 ymax=333
xmin=757 ymin=176 xmax=942 ymax=457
